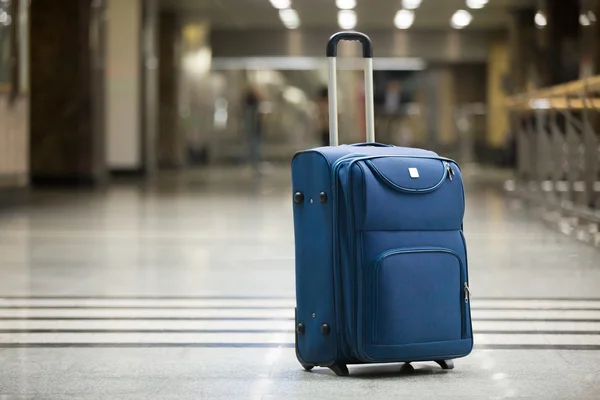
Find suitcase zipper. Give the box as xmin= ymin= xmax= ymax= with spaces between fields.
xmin=446 ymin=163 xmax=455 ymax=181
xmin=464 ymin=282 xmax=470 ymax=303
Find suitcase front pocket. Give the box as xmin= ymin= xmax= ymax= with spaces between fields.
xmin=369 ymin=248 xmax=467 ymax=346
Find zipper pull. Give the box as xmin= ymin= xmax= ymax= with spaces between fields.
xmin=446 ymin=164 xmax=454 ymax=181
xmin=464 ymin=282 xmax=470 ymax=303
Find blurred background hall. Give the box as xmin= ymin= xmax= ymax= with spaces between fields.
xmin=1 ymin=0 xmax=600 ymax=398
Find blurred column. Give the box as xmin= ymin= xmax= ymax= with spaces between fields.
xmin=507 ymin=7 xmax=539 ymax=92
xmin=543 ymin=0 xmax=580 ymax=85
xmin=158 ymin=17 xmax=212 ymax=168
xmin=486 ymin=35 xmax=510 ymax=154
xmin=0 ymin=0 xmax=29 ymax=201
xmin=579 ymin=0 xmax=600 ymax=77
xmin=428 ymin=68 xmax=456 ymax=155
xmin=178 ymin=21 xmax=212 ymax=166
xmin=105 ymin=0 xmax=143 ymax=173
xmin=141 ymin=0 xmax=159 ymax=175
xmin=157 ymin=11 xmax=183 ymax=168
xmin=30 ymin=0 xmax=108 ymax=185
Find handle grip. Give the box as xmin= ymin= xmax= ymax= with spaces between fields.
xmin=326 ymin=31 xmax=373 ymax=58
xmin=350 ymin=142 xmax=393 ymax=148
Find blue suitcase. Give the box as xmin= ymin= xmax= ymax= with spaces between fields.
xmin=291 ymin=31 xmax=473 ymax=376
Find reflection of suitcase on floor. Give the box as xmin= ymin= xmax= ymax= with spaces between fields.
xmin=291 ymin=31 xmax=473 ymax=376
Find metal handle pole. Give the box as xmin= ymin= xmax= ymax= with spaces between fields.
xmin=326 ymin=31 xmax=375 ymax=146
xmin=328 ymin=57 xmax=339 ymax=146
xmin=364 ymin=58 xmax=375 ymax=143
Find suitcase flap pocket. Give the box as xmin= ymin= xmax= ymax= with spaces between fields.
xmin=348 ymin=157 xmax=463 ymax=232
xmin=368 ymin=248 xmax=467 ymax=347
xmin=364 ymin=157 xmax=449 ymax=193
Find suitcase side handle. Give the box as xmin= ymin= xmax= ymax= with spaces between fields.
xmin=327 ymin=31 xmax=375 ymax=147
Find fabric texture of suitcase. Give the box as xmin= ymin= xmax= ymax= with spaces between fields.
xmin=291 ymin=31 xmax=473 ymax=376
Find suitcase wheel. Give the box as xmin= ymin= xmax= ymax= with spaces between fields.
xmin=399 ymin=363 xmax=415 ymax=374
xmin=435 ymin=359 xmax=454 ymax=370
xmin=329 ymin=363 xmax=349 ymax=377
xmin=300 ymin=362 xmax=314 ymax=372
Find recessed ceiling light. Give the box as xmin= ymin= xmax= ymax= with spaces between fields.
xmin=336 ymin=0 xmax=356 ymax=10
xmin=338 ymin=9 xmax=357 ymax=30
xmin=402 ymin=0 xmax=422 ymax=10
xmin=580 ymin=13 xmax=591 ymax=26
xmin=279 ymin=8 xmax=300 ymax=29
xmin=451 ymin=9 xmax=473 ymax=29
xmin=466 ymin=0 xmax=487 ymax=9
xmin=270 ymin=0 xmax=291 ymax=9
xmin=534 ymin=11 xmax=547 ymax=28
xmin=394 ymin=9 xmax=415 ymax=29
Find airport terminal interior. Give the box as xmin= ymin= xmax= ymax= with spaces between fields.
xmin=1 ymin=0 xmax=600 ymax=398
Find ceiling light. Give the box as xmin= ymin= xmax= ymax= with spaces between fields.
xmin=466 ymin=0 xmax=487 ymax=9
xmin=270 ymin=0 xmax=291 ymax=9
xmin=580 ymin=13 xmax=591 ymax=26
xmin=279 ymin=8 xmax=300 ymax=29
xmin=534 ymin=11 xmax=546 ymax=27
xmin=338 ymin=9 xmax=357 ymax=30
xmin=451 ymin=9 xmax=472 ymax=29
xmin=336 ymin=0 xmax=356 ymax=9
xmin=402 ymin=0 xmax=422 ymax=10
xmin=394 ymin=9 xmax=415 ymax=29
xmin=588 ymin=11 xmax=597 ymax=23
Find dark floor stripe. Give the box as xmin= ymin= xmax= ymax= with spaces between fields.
xmin=0 ymin=329 xmax=598 ymax=335
xmin=475 ymin=318 xmax=600 ymax=322
xmin=0 ymin=317 xmax=295 ymax=321
xmin=2 ymin=295 xmax=600 ymax=301
xmin=3 ymin=317 xmax=600 ymax=322
xmin=0 ymin=306 xmax=293 ymax=310
xmin=1 ymin=306 xmax=600 ymax=311
xmin=476 ymin=344 xmax=600 ymax=350
xmin=477 ymin=330 xmax=600 ymax=335
xmin=0 ymin=329 xmax=295 ymax=334
xmin=0 ymin=343 xmax=598 ymax=350
xmin=0 ymin=296 xmax=296 ymax=300
xmin=0 ymin=343 xmax=296 ymax=349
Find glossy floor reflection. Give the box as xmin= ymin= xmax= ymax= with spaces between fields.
xmin=0 ymin=165 xmax=599 ymax=399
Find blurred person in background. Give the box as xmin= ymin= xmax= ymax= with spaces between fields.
xmin=243 ymin=85 xmax=263 ymax=173
xmin=384 ymin=80 xmax=402 ymax=115
xmin=315 ymin=86 xmax=329 ymax=147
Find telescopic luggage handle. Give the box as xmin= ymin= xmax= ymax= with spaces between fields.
xmin=326 ymin=31 xmax=375 ymax=146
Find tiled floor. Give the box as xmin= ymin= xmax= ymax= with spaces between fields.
xmin=0 ymin=166 xmax=599 ymax=399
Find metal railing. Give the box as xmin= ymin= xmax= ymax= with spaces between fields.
xmin=506 ymin=76 xmax=600 ymax=244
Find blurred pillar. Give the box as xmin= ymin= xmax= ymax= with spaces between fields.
xmin=507 ymin=7 xmax=539 ymax=93
xmin=158 ymin=11 xmax=183 ymax=168
xmin=579 ymin=0 xmax=600 ymax=77
xmin=30 ymin=0 xmax=108 ymax=185
xmin=141 ymin=0 xmax=159 ymax=175
xmin=105 ymin=0 xmax=143 ymax=173
xmin=486 ymin=36 xmax=510 ymax=150
xmin=543 ymin=0 xmax=580 ymax=85
xmin=0 ymin=0 xmax=29 ymax=202
xmin=433 ymin=68 xmax=456 ymax=153
xmin=178 ymin=21 xmax=212 ymax=166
